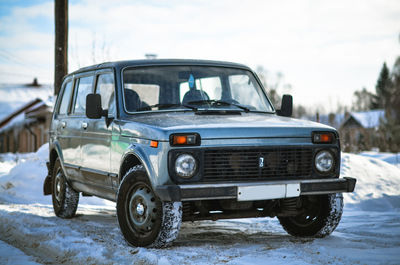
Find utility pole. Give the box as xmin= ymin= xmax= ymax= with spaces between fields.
xmin=54 ymin=0 xmax=68 ymax=95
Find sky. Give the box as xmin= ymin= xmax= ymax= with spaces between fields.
xmin=0 ymin=0 xmax=399 ymax=113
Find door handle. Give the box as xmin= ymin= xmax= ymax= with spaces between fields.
xmin=82 ymin=122 xmax=88 ymax=130
xmin=61 ymin=121 xmax=66 ymax=129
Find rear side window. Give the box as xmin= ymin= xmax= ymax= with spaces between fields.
xmin=73 ymin=75 xmax=94 ymax=114
xmin=58 ymin=80 xmax=73 ymax=115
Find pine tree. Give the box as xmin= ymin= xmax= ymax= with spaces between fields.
xmin=390 ymin=57 xmax=400 ymax=121
xmin=377 ymin=58 xmax=400 ymax=152
xmin=371 ymin=63 xmax=391 ymax=109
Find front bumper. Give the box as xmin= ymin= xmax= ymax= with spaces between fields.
xmin=156 ymin=177 xmax=356 ymax=202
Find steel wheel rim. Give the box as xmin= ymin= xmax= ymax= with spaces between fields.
xmin=127 ymin=184 xmax=158 ymax=234
xmin=54 ymin=170 xmax=63 ymax=204
xmin=290 ymin=196 xmax=321 ymax=227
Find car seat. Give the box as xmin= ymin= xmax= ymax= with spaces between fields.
xmin=124 ymin=89 xmax=150 ymax=111
xmin=182 ymin=89 xmax=209 ymax=105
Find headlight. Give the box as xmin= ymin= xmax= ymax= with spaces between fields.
xmin=175 ymin=154 xmax=197 ymax=178
xmin=315 ymin=150 xmax=334 ymax=173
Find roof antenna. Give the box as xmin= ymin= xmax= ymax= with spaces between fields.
xmin=145 ymin=54 xmax=157 ymax=59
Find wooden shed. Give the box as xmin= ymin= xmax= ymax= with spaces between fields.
xmin=339 ymin=110 xmax=385 ymax=152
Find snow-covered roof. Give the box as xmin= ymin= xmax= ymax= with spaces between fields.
xmin=0 ymin=83 xmax=53 ymax=121
xmin=0 ymin=98 xmax=52 ymax=133
xmin=346 ymin=109 xmax=385 ymax=128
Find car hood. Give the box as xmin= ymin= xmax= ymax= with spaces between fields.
xmin=118 ymin=111 xmax=336 ymax=141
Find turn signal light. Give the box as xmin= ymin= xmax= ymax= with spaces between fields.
xmin=312 ymin=132 xmax=334 ymax=144
xmin=170 ymin=133 xmax=200 ymax=146
xmin=174 ymin=136 xmax=189 ymax=145
xmin=150 ymin=140 xmax=159 ymax=148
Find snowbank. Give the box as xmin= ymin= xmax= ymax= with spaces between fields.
xmin=341 ymin=153 xmax=400 ymax=211
xmin=1 ymin=145 xmax=400 ymax=210
xmin=0 ymin=144 xmax=112 ymax=206
xmin=0 ymin=144 xmax=49 ymax=204
xmin=358 ymin=151 xmax=400 ymax=168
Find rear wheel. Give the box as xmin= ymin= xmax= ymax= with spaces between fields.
xmin=51 ymin=158 xmax=79 ymax=218
xmin=278 ymin=193 xmax=343 ymax=237
xmin=116 ymin=165 xmax=182 ymax=248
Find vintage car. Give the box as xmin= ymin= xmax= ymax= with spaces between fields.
xmin=43 ymin=59 xmax=356 ymax=248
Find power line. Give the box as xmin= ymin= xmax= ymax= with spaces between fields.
xmin=0 ymin=49 xmax=48 ymax=70
xmin=0 ymin=71 xmax=48 ymax=78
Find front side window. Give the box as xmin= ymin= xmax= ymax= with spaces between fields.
xmin=58 ymin=80 xmax=73 ymax=115
xmin=73 ymin=75 xmax=94 ymax=114
xmin=122 ymin=66 xmax=273 ymax=113
xmin=95 ymin=73 xmax=115 ymax=115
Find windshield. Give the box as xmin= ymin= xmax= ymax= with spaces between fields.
xmin=122 ymin=66 xmax=274 ymax=113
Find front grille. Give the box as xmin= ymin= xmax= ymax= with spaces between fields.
xmin=203 ymin=148 xmax=313 ymax=181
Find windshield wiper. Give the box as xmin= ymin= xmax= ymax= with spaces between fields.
xmin=186 ymin=99 xmax=250 ymax=112
xmin=137 ymin=103 xmax=197 ymax=111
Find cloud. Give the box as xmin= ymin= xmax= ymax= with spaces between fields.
xmin=0 ymin=0 xmax=399 ymax=111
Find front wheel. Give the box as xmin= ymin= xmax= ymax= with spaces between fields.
xmin=116 ymin=165 xmax=182 ymax=248
xmin=278 ymin=193 xmax=343 ymax=238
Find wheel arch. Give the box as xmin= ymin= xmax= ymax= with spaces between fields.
xmin=49 ymin=141 xmax=64 ymax=172
xmin=119 ymin=153 xmax=143 ymax=182
xmin=44 ymin=142 xmax=64 ymax=196
xmin=49 ymin=148 xmax=58 ymax=173
xmin=119 ymin=146 xmax=157 ymax=189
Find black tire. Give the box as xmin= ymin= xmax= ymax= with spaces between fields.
xmin=278 ymin=193 xmax=343 ymax=238
xmin=116 ymin=165 xmax=182 ymax=248
xmin=51 ymin=158 xmax=79 ymax=218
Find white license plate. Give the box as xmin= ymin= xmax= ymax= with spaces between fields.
xmin=237 ymin=183 xmax=300 ymax=201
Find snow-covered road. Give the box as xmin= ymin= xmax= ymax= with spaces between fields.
xmin=1 ymin=145 xmax=400 ymax=264
xmin=0 ymin=202 xmax=399 ymax=265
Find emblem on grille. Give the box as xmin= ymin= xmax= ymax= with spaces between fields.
xmin=259 ymin=157 xmax=264 ymax=168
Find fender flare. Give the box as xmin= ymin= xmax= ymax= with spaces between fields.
xmin=119 ymin=144 xmax=157 ymax=189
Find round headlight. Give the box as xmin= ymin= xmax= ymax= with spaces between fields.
xmin=175 ymin=154 xmax=197 ymax=178
xmin=315 ymin=150 xmax=334 ymax=173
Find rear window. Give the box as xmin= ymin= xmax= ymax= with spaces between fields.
xmin=58 ymin=80 xmax=73 ymax=115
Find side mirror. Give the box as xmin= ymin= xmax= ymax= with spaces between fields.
xmin=86 ymin=93 xmax=106 ymax=119
xmin=277 ymin=94 xmax=293 ymax=117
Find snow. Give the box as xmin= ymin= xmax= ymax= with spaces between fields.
xmin=358 ymin=151 xmax=400 ymax=168
xmin=0 ymin=144 xmax=400 ymax=264
xmin=341 ymin=153 xmax=400 ymax=209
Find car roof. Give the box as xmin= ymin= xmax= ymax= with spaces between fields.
xmin=70 ymin=59 xmax=251 ymax=75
